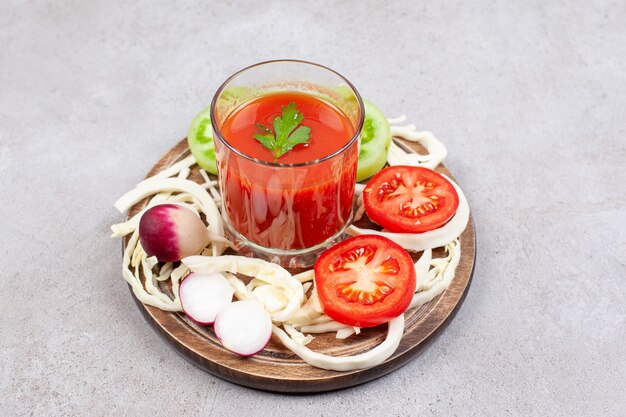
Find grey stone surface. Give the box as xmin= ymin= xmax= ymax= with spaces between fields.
xmin=1 ymin=0 xmax=625 ymax=415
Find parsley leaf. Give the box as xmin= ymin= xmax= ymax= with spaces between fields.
xmin=253 ymin=123 xmax=276 ymax=151
xmin=252 ymin=102 xmax=311 ymax=160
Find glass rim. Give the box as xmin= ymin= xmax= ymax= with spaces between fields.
xmin=209 ymin=59 xmax=365 ymax=168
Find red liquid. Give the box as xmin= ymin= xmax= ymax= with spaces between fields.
xmin=222 ymin=92 xmax=354 ymax=163
xmin=217 ymin=91 xmax=358 ymax=250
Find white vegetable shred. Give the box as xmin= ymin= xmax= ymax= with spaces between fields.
xmin=112 ymin=115 xmax=470 ymax=372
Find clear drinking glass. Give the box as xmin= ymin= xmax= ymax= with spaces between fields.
xmin=210 ymin=60 xmax=364 ymax=267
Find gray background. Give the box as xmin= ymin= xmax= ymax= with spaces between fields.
xmin=1 ymin=1 xmax=625 ymax=416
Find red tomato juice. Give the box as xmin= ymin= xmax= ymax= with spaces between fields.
xmin=217 ymin=91 xmax=358 ymax=250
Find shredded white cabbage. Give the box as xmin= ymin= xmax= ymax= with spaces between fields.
xmin=252 ymin=285 xmax=289 ymax=313
xmin=410 ymin=240 xmax=460 ymax=309
xmin=121 ymin=230 xmax=182 ymax=311
xmin=336 ymin=327 xmax=356 ymax=339
xmin=156 ymin=262 xmax=173 ymax=282
xmin=182 ymin=255 xmax=303 ymax=323
xmin=272 ymin=315 xmax=404 ymax=371
xmin=299 ymin=321 xmax=352 ymax=334
xmin=152 ymin=155 xmax=196 ymax=179
xmin=283 ymin=323 xmax=314 ymax=346
xmin=293 ymin=270 xmax=315 ymax=283
xmin=414 ymin=249 xmax=432 ymax=291
xmin=387 ymin=115 xmax=407 ymax=124
xmin=286 ymin=289 xmax=325 ymax=326
xmin=112 ymin=114 xmax=470 ymax=372
xmin=388 ymin=124 xmax=447 ymax=170
xmin=354 ymin=192 xmax=366 ymax=222
xmin=222 ymin=272 xmax=252 ymax=301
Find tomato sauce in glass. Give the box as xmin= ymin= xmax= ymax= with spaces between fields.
xmin=218 ymin=91 xmax=358 ymax=250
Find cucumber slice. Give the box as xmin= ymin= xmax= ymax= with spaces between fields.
xmin=187 ymin=105 xmax=218 ymax=175
xmin=356 ymin=99 xmax=391 ymax=182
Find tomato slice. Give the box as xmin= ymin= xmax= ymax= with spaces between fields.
xmin=363 ymin=166 xmax=459 ymax=233
xmin=314 ymin=235 xmax=416 ymax=328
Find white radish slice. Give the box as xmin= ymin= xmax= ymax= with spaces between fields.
xmin=214 ymin=300 xmax=272 ymax=357
xmin=179 ymin=272 xmax=234 ymax=325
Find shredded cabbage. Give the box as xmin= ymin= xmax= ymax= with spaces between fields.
xmin=272 ymin=315 xmax=404 ymax=371
xmin=387 ymin=124 xmax=447 ymax=170
xmin=112 ymin=114 xmax=470 ymax=372
xmin=182 ymin=255 xmax=303 ymax=323
xmin=410 ymin=240 xmax=460 ymax=309
xmin=121 ymin=230 xmax=182 ymax=311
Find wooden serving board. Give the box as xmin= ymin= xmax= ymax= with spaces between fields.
xmin=124 ymin=138 xmax=475 ymax=393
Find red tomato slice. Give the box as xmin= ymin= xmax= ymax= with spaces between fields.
xmin=314 ymin=235 xmax=416 ymax=328
xmin=363 ymin=166 xmax=459 ymax=233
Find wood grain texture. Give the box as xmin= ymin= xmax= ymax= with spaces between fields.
xmin=124 ymin=138 xmax=476 ymax=393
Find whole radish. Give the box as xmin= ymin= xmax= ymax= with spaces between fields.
xmin=139 ymin=203 xmax=209 ymax=262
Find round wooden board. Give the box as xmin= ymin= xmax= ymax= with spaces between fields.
xmin=124 ymin=138 xmax=475 ymax=393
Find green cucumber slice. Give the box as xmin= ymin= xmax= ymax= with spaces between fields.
xmin=356 ymin=99 xmax=391 ymax=182
xmin=187 ymin=105 xmax=218 ymax=175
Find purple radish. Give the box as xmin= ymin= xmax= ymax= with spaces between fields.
xmin=179 ymin=272 xmax=234 ymax=325
xmin=214 ymin=300 xmax=272 ymax=357
xmin=139 ymin=203 xmax=209 ymax=262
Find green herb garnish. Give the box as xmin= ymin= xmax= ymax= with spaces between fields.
xmin=253 ymin=102 xmax=311 ymax=160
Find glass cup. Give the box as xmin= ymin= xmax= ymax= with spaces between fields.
xmin=210 ymin=60 xmax=364 ymax=268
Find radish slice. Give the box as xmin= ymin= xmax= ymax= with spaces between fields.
xmin=179 ymin=272 xmax=234 ymax=325
xmin=214 ymin=300 xmax=272 ymax=357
